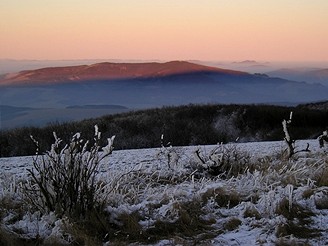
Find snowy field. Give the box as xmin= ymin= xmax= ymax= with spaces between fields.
xmin=0 ymin=139 xmax=328 ymax=245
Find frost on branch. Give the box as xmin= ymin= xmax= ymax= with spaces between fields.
xmin=102 ymin=135 xmax=116 ymax=156
xmin=318 ymin=130 xmax=328 ymax=148
xmin=282 ymin=112 xmax=294 ymax=158
xmin=282 ymin=112 xmax=310 ymax=158
xmin=30 ymin=135 xmax=40 ymax=155
xmin=156 ymin=134 xmax=179 ymax=168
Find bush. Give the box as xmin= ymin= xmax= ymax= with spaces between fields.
xmin=192 ymin=144 xmax=253 ymax=178
xmin=23 ymin=125 xmax=115 ymax=219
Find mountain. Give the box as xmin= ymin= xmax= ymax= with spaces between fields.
xmin=233 ymin=60 xmax=259 ymax=65
xmin=1 ymin=61 xmax=328 ymax=129
xmin=267 ymin=68 xmax=328 ymax=86
xmin=0 ymin=61 xmax=246 ymax=85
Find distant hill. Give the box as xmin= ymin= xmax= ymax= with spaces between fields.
xmin=267 ymin=68 xmax=328 ymax=86
xmin=232 ymin=60 xmax=259 ymax=65
xmin=66 ymin=105 xmax=128 ymax=110
xmin=0 ymin=104 xmax=129 ymax=129
xmin=298 ymin=100 xmax=328 ymax=111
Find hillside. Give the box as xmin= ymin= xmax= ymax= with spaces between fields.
xmin=1 ymin=103 xmax=327 ymax=157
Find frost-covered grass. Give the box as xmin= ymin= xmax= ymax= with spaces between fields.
xmin=0 ymin=139 xmax=328 ymax=245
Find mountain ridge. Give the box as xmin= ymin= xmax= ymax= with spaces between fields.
xmin=267 ymin=68 xmax=328 ymax=86
xmin=0 ymin=61 xmax=247 ymax=85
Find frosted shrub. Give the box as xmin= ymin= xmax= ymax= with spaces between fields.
xmin=192 ymin=144 xmax=252 ymax=178
xmin=24 ymin=125 xmax=115 ymax=219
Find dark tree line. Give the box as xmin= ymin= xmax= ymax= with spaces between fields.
xmin=1 ymin=103 xmax=327 ymax=157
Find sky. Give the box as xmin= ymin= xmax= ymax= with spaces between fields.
xmin=1 ymin=0 xmax=328 ymax=62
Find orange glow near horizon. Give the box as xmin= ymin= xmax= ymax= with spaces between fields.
xmin=1 ymin=0 xmax=328 ymax=61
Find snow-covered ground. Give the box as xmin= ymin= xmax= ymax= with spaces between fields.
xmin=0 ymin=139 xmax=327 ymax=245
xmin=0 ymin=140 xmax=307 ymax=180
